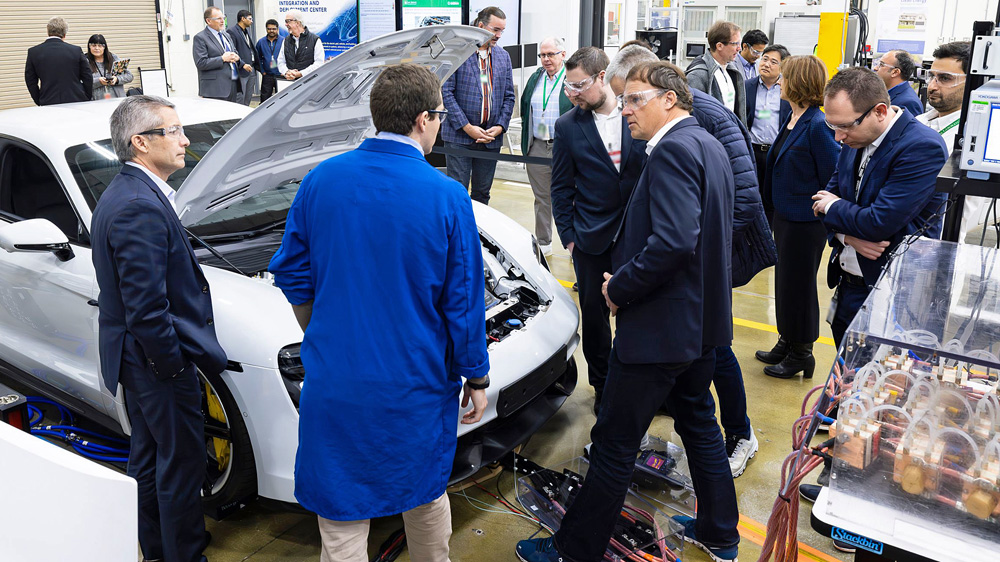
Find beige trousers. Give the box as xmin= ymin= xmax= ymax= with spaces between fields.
xmin=317 ymin=493 xmax=452 ymax=562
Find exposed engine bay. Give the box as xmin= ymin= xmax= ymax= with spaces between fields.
xmin=481 ymin=234 xmax=550 ymax=345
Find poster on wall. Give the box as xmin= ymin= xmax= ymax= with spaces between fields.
xmin=468 ymin=0 xmax=520 ymax=48
xmin=358 ymin=0 xmax=397 ymax=42
xmin=875 ymin=0 xmax=928 ymax=55
xmin=278 ymin=0 xmax=359 ymax=57
xmin=400 ymin=0 xmax=464 ymax=30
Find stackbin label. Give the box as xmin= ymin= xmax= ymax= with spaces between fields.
xmin=831 ymin=527 xmax=884 ymax=555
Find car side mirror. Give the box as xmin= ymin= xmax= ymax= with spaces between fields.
xmin=0 ymin=219 xmax=75 ymax=262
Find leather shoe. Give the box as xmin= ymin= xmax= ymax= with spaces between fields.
xmin=764 ymin=342 xmax=815 ymax=379
xmin=755 ymin=337 xmax=789 ymax=364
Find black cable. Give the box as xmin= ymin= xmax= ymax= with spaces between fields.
xmin=979 ymin=199 xmax=995 ymax=247
xmin=496 ymin=468 xmax=529 ymax=517
xmin=371 ymin=528 xmax=406 ymax=562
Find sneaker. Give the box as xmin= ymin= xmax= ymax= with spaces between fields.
xmin=516 ymin=537 xmax=564 ymax=562
xmin=799 ymin=484 xmax=821 ymax=503
xmin=671 ymin=515 xmax=739 ymax=562
xmin=726 ymin=429 xmax=758 ymax=478
xmin=833 ymin=539 xmax=856 ymax=553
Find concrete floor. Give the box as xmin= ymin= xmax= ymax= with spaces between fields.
xmin=197 ymin=179 xmax=851 ymax=562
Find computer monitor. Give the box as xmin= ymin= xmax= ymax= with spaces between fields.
xmin=685 ymin=43 xmax=706 ymax=58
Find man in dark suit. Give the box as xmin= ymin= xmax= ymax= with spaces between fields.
xmin=92 ymin=96 xmax=228 ymax=562
xmin=745 ymin=44 xmax=791 ymax=218
xmin=517 ymin=61 xmax=740 ymax=562
xmin=193 ymin=6 xmax=241 ymax=102
xmin=227 ymin=9 xmax=257 ymax=105
xmin=874 ymin=49 xmax=924 ymax=116
xmin=551 ymin=46 xmax=646 ymax=418
xmin=812 ymin=67 xmax=947 ymax=347
xmin=24 ymin=17 xmax=91 ymax=106
xmin=441 ymin=6 xmax=516 ymax=204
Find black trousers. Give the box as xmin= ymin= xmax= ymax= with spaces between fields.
xmin=260 ymin=74 xmax=278 ymax=103
xmin=120 ymin=355 xmax=207 ymax=562
xmin=571 ymin=245 xmax=612 ymax=404
xmin=554 ymin=347 xmax=740 ymax=561
xmin=831 ymin=280 xmax=870 ymax=349
xmin=773 ymin=216 xmax=827 ymax=343
xmin=752 ymin=144 xmax=773 ymax=226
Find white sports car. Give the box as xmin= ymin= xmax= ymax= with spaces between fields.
xmin=0 ymin=26 xmax=578 ymax=516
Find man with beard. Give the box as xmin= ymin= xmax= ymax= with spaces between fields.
xmin=916 ymin=42 xmax=983 ymax=240
xmin=256 ymin=19 xmax=284 ymax=103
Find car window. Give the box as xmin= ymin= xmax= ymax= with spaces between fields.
xmin=0 ymin=144 xmax=87 ymax=243
xmin=65 ymin=119 xmax=240 ymax=210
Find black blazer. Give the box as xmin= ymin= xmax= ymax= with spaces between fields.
xmin=227 ymin=24 xmax=257 ymax=76
xmin=607 ymin=117 xmax=734 ymax=364
xmin=91 ymin=166 xmax=227 ymax=394
xmin=24 ymin=37 xmax=92 ymax=105
xmin=744 ymin=77 xmax=791 ymax=133
xmin=550 ymin=106 xmax=647 ymax=255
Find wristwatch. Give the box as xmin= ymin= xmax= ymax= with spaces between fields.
xmin=465 ymin=375 xmax=490 ymax=390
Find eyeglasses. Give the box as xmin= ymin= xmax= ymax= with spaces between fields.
xmin=725 ymin=41 xmax=741 ymax=48
xmin=758 ymin=55 xmax=781 ymax=67
xmin=89 ymin=43 xmax=105 ymax=48
xmin=917 ymin=68 xmax=967 ymax=87
xmin=824 ymin=103 xmax=883 ymax=132
xmin=483 ymin=25 xmax=505 ymax=35
xmin=427 ymin=109 xmax=449 ymax=122
xmin=538 ymin=52 xmax=564 ymax=59
xmin=564 ymin=73 xmax=599 ymax=94
xmin=748 ymin=46 xmax=763 ymax=57
xmin=873 ymin=59 xmax=897 ymax=71
xmin=617 ymin=88 xmax=667 ymax=111
xmin=284 ymin=19 xmax=300 ymax=24
xmin=138 ymin=126 xmax=185 ymax=138
xmin=208 ymin=16 xmax=224 ymax=21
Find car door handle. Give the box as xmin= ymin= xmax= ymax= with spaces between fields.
xmin=87 ymin=299 xmax=99 ymax=307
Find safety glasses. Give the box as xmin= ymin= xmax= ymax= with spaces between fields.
xmin=824 ymin=103 xmax=884 ymax=132
xmin=916 ymin=68 xmax=966 ymax=88
xmin=617 ymin=89 xmax=667 ymax=111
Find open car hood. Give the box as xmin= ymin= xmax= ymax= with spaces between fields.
xmin=173 ymin=25 xmax=491 ymax=227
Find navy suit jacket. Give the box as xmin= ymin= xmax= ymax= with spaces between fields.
xmin=888 ymin=82 xmax=924 ymax=117
xmin=91 ymin=166 xmax=227 ymax=394
xmin=24 ymin=37 xmax=92 ymax=106
xmin=607 ymin=117 xmax=734 ymax=364
xmin=822 ymin=109 xmax=947 ymax=285
xmin=441 ymin=46 xmax=515 ymax=149
xmin=765 ymin=106 xmax=840 ymax=222
xmin=550 ymin=107 xmax=647 ymax=255
xmin=744 ymin=78 xmax=791 ymax=133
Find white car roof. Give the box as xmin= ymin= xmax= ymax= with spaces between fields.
xmin=0 ymin=98 xmax=252 ymax=152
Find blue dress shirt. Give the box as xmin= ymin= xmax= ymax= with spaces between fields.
xmin=750 ymin=78 xmax=781 ymax=145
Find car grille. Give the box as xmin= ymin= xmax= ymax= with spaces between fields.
xmin=496 ymin=346 xmax=568 ymax=418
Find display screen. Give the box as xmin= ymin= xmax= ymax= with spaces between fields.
xmin=983 ymin=102 xmax=1000 ymax=164
xmin=400 ymin=0 xmax=463 ymax=30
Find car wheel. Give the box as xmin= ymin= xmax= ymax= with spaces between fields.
xmin=200 ymin=369 xmax=257 ymax=512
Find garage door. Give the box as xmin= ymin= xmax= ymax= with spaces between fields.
xmin=0 ymin=1 xmax=162 ymax=110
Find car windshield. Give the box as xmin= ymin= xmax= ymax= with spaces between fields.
xmin=64 ymin=119 xmax=299 ymax=237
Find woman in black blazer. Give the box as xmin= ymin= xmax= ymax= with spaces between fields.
xmin=755 ymin=55 xmax=841 ymax=378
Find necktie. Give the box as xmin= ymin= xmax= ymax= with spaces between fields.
xmin=218 ymin=31 xmax=237 ymax=79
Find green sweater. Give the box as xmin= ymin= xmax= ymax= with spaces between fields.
xmin=520 ymin=67 xmax=574 ymax=155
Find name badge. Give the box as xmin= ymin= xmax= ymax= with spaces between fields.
xmin=756 ymin=109 xmax=772 ymax=120
xmin=535 ymin=122 xmax=549 ymax=139
xmin=480 ymin=72 xmax=489 ymax=84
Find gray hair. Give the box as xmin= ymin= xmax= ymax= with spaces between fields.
xmin=110 ymin=95 xmax=175 ymax=163
xmin=539 ymin=37 xmax=565 ymax=53
xmin=47 ymin=17 xmax=68 ymax=38
xmin=284 ymin=9 xmax=304 ymax=23
xmin=607 ymin=45 xmax=659 ymax=85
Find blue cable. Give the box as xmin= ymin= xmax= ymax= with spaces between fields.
xmin=41 ymin=425 xmax=129 ymax=445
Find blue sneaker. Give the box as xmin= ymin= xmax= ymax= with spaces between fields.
xmin=515 ymin=536 xmax=564 ymax=562
xmin=671 ymin=515 xmax=739 ymax=562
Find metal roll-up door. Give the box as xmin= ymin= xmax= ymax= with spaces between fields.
xmin=0 ymin=2 xmax=162 ymax=110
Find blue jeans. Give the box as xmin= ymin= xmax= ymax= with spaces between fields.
xmin=444 ymin=141 xmax=500 ymax=204
xmin=553 ymin=347 xmax=740 ymax=562
xmin=713 ymin=345 xmax=752 ymax=440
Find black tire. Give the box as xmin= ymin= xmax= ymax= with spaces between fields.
xmin=199 ymin=368 xmax=257 ymax=513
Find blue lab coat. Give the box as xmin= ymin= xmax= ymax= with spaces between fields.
xmin=269 ymin=137 xmax=490 ymax=520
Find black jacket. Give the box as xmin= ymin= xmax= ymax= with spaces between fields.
xmin=226 ymin=23 xmax=257 ymax=77
xmin=24 ymin=37 xmax=92 ymax=105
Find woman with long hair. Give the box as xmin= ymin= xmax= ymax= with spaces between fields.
xmin=86 ymin=34 xmax=133 ymax=99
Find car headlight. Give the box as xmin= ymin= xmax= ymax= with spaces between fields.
xmin=531 ymin=236 xmax=550 ymax=271
xmin=278 ymin=343 xmax=304 ymax=408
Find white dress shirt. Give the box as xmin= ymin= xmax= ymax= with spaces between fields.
xmin=713 ymin=65 xmax=736 ymax=113
xmin=126 ymin=162 xmax=177 ymax=212
xmin=830 ymin=107 xmax=903 ymax=276
xmin=918 ymin=108 xmax=987 ymax=241
xmin=374 ymin=131 xmax=424 ymax=156
xmin=593 ymin=105 xmax=623 ymax=170
xmin=277 ymin=33 xmax=326 ymax=76
xmin=645 ymin=114 xmax=690 ymax=156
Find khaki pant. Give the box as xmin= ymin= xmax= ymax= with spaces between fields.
xmin=526 ymin=140 xmax=554 ymax=247
xmin=317 ymin=493 xmax=452 ymax=562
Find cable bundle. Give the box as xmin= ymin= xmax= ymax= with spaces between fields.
xmin=26 ymin=396 xmax=130 ymax=463
xmin=757 ymin=358 xmax=846 ymax=562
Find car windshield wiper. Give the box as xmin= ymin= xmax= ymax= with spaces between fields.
xmin=198 ymin=219 xmax=287 ymax=243
xmin=185 ymin=227 xmax=248 ymax=276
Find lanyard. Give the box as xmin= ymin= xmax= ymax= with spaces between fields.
xmin=938 ymin=118 xmax=959 ymax=135
xmin=542 ymin=67 xmax=565 ymax=112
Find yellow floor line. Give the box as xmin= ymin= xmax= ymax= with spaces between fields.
xmin=556 ymin=278 xmax=836 ymax=347
xmin=738 ymin=514 xmax=842 ymax=562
